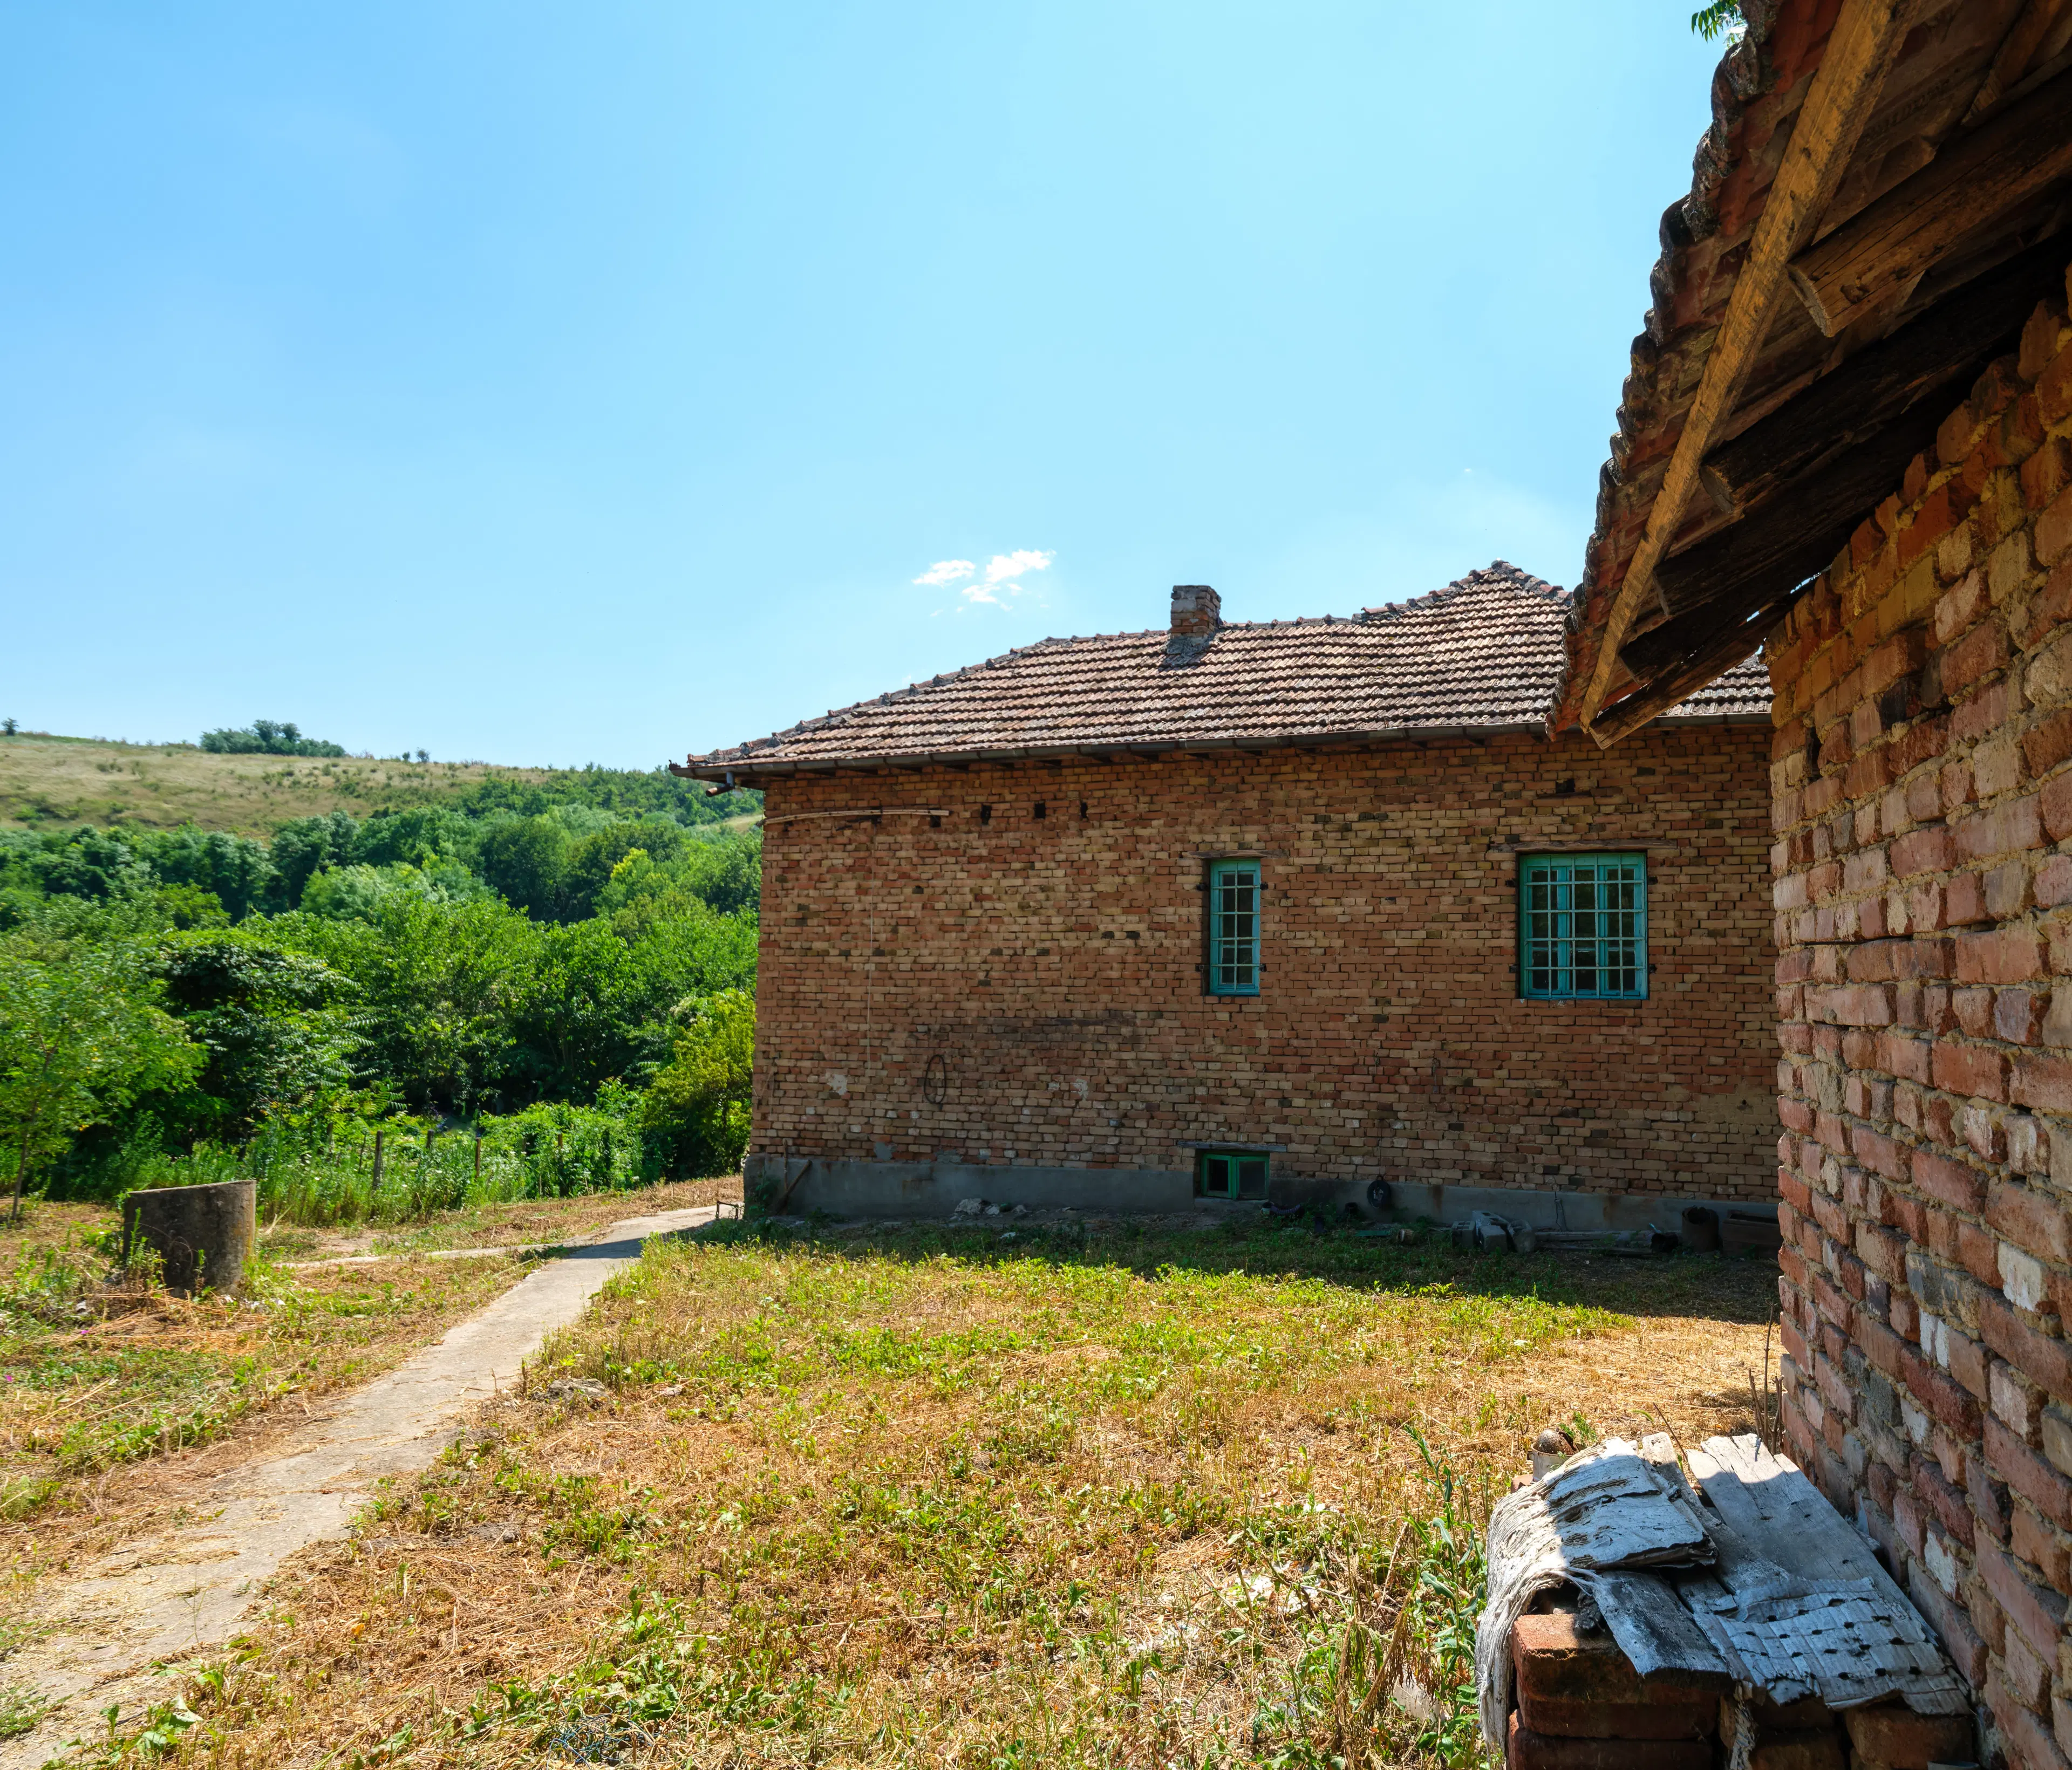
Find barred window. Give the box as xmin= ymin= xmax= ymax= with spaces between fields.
xmin=1519 ymin=854 xmax=1647 ymax=1000
xmin=1196 ymin=1149 xmax=1270 ymax=1200
xmin=1206 ymin=859 xmax=1260 ymax=995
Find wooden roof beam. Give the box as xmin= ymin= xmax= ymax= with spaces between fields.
xmin=1580 ymin=0 xmax=1916 ymax=742
xmin=1790 ymin=64 xmax=2072 ymax=337
xmin=1700 ymin=231 xmax=2064 ymax=520
xmin=1593 ymin=614 xmax=1780 ymax=750
xmin=1637 ymin=382 xmax=1957 ymax=664
xmin=1964 ymin=0 xmax=2072 ymax=124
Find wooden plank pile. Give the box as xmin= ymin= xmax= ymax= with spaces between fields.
xmin=1481 ymin=1435 xmax=1977 ymax=1770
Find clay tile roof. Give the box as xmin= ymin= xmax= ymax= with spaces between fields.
xmin=1551 ymin=0 xmax=2063 ymax=737
xmin=682 ymin=563 xmax=1769 ymax=778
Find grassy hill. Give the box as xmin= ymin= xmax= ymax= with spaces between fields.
xmin=0 ymin=733 xmax=726 ymax=836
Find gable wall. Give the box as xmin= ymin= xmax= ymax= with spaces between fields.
xmin=1763 ymin=268 xmax=2072 ymax=1765
xmin=748 ymin=722 xmax=1775 ymax=1201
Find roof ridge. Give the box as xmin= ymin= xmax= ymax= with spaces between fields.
xmin=1359 ymin=559 xmax=1569 ymax=624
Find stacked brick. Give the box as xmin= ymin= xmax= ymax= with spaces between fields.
xmin=1767 ymin=261 xmax=2072 ymax=1770
xmin=1508 ymin=1609 xmax=1973 ymax=1770
xmin=751 ymin=721 xmax=1777 ymax=1198
xmin=1509 ymin=1609 xmax=1724 ymax=1770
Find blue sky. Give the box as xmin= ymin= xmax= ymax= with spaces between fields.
xmin=1 ymin=3 xmax=1725 ymax=769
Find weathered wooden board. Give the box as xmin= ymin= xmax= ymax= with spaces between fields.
xmin=1790 ymin=63 xmax=2072 ymax=334
xmin=1544 ymin=1444 xmax=1714 ymax=1570
xmin=1681 ymin=1436 xmax=1971 ymax=1713
xmin=1685 ymin=1435 xmax=1885 ymax=1588
xmin=1588 ymin=1569 xmax=1736 ymax=1685
xmin=1476 ymin=1439 xmax=1729 ymax=1751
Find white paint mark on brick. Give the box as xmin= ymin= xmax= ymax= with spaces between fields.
xmin=2001 ymin=1242 xmax=2049 ymax=1314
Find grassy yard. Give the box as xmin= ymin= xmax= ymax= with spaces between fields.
xmin=137 ymin=1216 xmax=1778 ymax=1769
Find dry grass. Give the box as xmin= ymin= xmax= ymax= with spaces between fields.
xmin=0 ymin=1211 xmax=534 ymax=1638
xmin=0 ymin=1181 xmax=735 ymax=1627
xmin=125 ymin=1218 xmax=1780 ymax=1769
xmin=260 ymin=1178 xmax=745 ymax=1265
xmin=0 ymin=735 xmax=560 ymax=836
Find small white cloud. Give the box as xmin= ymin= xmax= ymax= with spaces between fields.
xmin=915 ymin=548 xmax=1052 ymax=610
xmin=983 ymin=549 xmax=1053 ymax=584
xmin=957 ymin=549 xmax=1054 ymax=607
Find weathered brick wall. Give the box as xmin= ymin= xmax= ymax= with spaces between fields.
xmin=1767 ymin=264 xmax=2072 ymax=1766
xmin=751 ymin=720 xmax=1775 ymax=1198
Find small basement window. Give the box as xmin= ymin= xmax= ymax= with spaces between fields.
xmin=1518 ymin=853 xmax=1647 ymax=1000
xmin=1196 ymin=1149 xmax=1269 ymax=1200
xmin=1205 ymin=858 xmax=1260 ymax=995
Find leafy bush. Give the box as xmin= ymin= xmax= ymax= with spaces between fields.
xmin=199 ymin=720 xmax=346 ymax=757
xmin=120 ymin=1083 xmax=701 ymax=1229
xmin=0 ymin=913 xmax=202 ymax=1215
xmin=640 ymin=990 xmax=753 ymax=1179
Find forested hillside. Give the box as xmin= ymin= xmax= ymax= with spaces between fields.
xmin=0 ymin=731 xmax=765 ymax=1216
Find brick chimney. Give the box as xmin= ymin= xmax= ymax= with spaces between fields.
xmin=1170 ymin=585 xmax=1222 ymax=639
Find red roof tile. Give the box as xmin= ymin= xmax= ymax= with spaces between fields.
xmin=682 ymin=563 xmax=1769 ymax=778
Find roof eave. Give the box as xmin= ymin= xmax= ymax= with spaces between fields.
xmin=673 ymin=710 xmax=1770 ymax=783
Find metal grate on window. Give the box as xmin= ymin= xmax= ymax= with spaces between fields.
xmin=1207 ymin=860 xmax=1260 ymax=995
xmin=1196 ymin=1150 xmax=1269 ymax=1199
xmin=1519 ymin=853 xmax=1647 ymax=1000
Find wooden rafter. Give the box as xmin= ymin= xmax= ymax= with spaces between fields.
xmin=1790 ymin=64 xmax=2072 ymax=337
xmin=1592 ymin=616 xmax=1778 ymax=750
xmin=1578 ymin=0 xmax=1920 ymax=743
xmin=1697 ymin=231 xmax=2064 ymax=520
xmin=1964 ymin=0 xmax=2072 ymax=123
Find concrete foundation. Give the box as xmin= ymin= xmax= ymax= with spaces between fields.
xmin=744 ymin=1153 xmax=1774 ymax=1232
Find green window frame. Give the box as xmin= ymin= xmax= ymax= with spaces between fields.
xmin=1518 ymin=853 xmax=1647 ymax=1000
xmin=1196 ymin=1149 xmax=1270 ymax=1200
xmin=1206 ymin=859 xmax=1260 ymax=996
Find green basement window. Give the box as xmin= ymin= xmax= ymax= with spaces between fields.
xmin=1196 ymin=1150 xmax=1270 ymax=1200
xmin=1206 ymin=859 xmax=1260 ymax=995
xmin=1518 ymin=853 xmax=1647 ymax=1000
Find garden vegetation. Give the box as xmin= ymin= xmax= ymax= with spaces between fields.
xmin=0 ymin=760 xmax=765 ymax=1226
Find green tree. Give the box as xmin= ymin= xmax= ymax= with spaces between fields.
xmin=640 ymin=989 xmax=754 ymax=1177
xmin=0 ymin=928 xmax=200 ymax=1218
xmin=268 ymin=810 xmax=359 ymax=908
xmin=156 ymin=929 xmax=362 ymax=1138
xmin=560 ymin=818 xmax=689 ymax=920
xmin=137 ymin=826 xmax=277 ymax=920
xmin=474 ymin=815 xmax=571 ymax=919
xmin=276 ymin=895 xmax=541 ymax=1112
xmin=1691 ymin=1 xmax=1743 ymax=40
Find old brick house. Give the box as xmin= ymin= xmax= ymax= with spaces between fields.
xmin=1550 ymin=1 xmax=2072 ymax=1764
xmin=678 ymin=563 xmax=1778 ymax=1224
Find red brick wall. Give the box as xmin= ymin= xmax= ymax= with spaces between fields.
xmin=1767 ymin=266 xmax=2072 ymax=1765
xmin=750 ymin=721 xmax=1776 ymax=1199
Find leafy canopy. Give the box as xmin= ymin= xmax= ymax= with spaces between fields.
xmin=1690 ymin=1 xmax=1744 ymax=42
xmin=0 ymin=919 xmax=201 ymax=1213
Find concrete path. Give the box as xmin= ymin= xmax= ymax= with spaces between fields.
xmin=0 ymin=1203 xmax=715 ymax=1766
